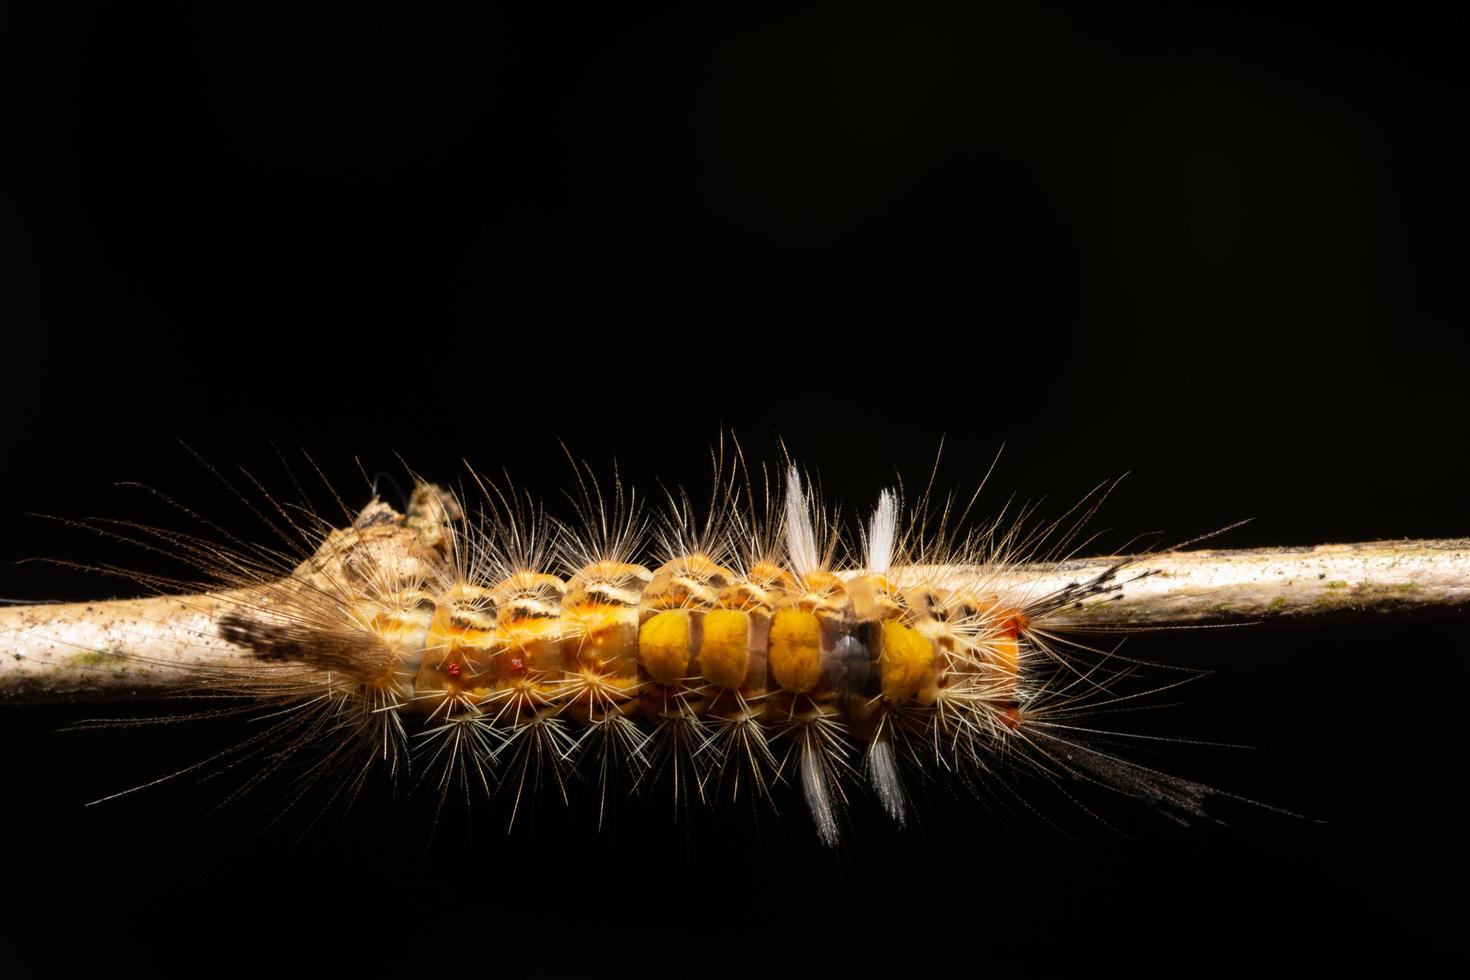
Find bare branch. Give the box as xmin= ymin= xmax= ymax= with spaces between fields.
xmin=912 ymin=538 xmax=1470 ymax=630
xmin=3 ymin=491 xmax=1466 ymax=705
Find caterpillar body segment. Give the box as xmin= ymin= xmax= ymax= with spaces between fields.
xmin=213 ymin=463 xmax=1149 ymax=845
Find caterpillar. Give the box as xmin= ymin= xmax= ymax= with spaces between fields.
xmin=21 ymin=448 xmax=1240 ymax=847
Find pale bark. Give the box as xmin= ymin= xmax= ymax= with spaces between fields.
xmin=0 ymin=592 xmax=256 ymax=702
xmin=4 ymin=528 xmax=1467 ymax=704
xmin=913 ymin=538 xmax=1470 ymax=630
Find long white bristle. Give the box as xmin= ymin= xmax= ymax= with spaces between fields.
xmin=800 ymin=740 xmax=840 ymax=847
xmin=867 ymin=738 xmax=909 ymax=827
xmin=866 ymin=489 xmax=897 ymax=575
xmin=784 ymin=466 xmax=820 ymax=575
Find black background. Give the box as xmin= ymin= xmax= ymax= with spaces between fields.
xmin=2 ymin=2 xmax=1467 ymax=974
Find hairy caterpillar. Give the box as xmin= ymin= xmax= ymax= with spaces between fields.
xmin=8 ymin=439 xmax=1470 ymax=980
xmin=9 ymin=448 xmax=1250 ymax=847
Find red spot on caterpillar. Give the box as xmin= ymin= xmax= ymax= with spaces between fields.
xmin=505 ymin=653 xmax=526 ymax=674
xmin=446 ymin=661 xmax=462 ymax=678
xmin=999 ymin=705 xmax=1022 ymax=730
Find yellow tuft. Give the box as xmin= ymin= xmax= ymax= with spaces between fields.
xmin=769 ymin=609 xmax=823 ymax=693
xmin=880 ymin=619 xmax=937 ymax=703
xmin=638 ymin=609 xmax=692 ymax=684
xmin=699 ymin=609 xmax=751 ymax=689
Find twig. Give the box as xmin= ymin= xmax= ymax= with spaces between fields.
xmin=2 ymin=494 xmax=1466 ymax=704
xmin=919 ymin=538 xmax=1470 ymax=629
